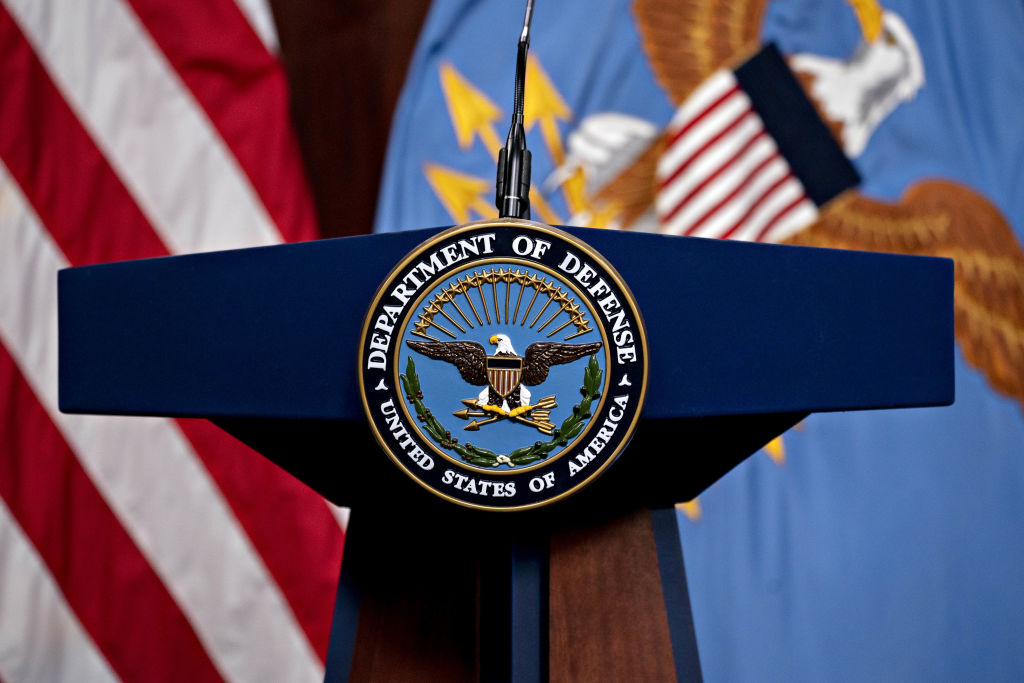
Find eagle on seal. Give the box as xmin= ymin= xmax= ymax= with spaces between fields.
xmin=407 ymin=333 xmax=602 ymax=413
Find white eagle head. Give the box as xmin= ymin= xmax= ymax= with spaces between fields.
xmin=789 ymin=9 xmax=925 ymax=157
xmin=489 ymin=333 xmax=517 ymax=356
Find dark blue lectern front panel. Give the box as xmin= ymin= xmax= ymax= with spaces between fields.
xmin=58 ymin=227 xmax=952 ymax=421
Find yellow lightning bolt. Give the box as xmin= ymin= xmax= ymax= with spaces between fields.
xmin=424 ymin=164 xmax=498 ymax=224
xmin=677 ymin=499 xmax=702 ymax=522
xmin=438 ymin=62 xmax=562 ymax=225
xmin=764 ymin=435 xmax=786 ymax=465
xmin=524 ymin=55 xmax=588 ymax=217
xmin=439 ymin=62 xmax=504 ymax=154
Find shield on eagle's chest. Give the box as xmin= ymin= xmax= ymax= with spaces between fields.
xmin=487 ymin=356 xmax=523 ymax=398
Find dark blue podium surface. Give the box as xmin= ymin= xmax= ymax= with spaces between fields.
xmin=59 ymin=226 xmax=952 ymax=422
xmin=57 ymin=227 xmax=953 ymax=682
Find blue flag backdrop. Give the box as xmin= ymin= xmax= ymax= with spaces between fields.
xmin=375 ymin=1 xmax=1024 ymax=680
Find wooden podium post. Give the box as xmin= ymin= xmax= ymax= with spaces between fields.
xmin=58 ymin=226 xmax=952 ymax=680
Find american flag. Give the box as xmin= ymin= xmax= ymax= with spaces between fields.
xmin=656 ymin=71 xmax=815 ymax=242
xmin=0 ymin=1 xmax=346 ymax=680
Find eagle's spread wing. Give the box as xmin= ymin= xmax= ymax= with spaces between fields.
xmin=406 ymin=340 xmax=488 ymax=386
xmin=784 ymin=181 xmax=1024 ymax=410
xmin=522 ymin=341 xmax=603 ymax=386
xmin=632 ymin=0 xmax=767 ymax=106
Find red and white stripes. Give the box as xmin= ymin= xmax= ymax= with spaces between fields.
xmin=0 ymin=2 xmax=341 ymax=681
xmin=656 ymin=71 xmax=818 ymax=243
xmin=490 ymin=369 xmax=521 ymax=399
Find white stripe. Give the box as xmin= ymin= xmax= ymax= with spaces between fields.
xmin=326 ymin=503 xmax=350 ymax=532
xmin=758 ymin=200 xmax=819 ymax=244
xmin=0 ymin=164 xmax=322 ymax=683
xmin=656 ymin=91 xmax=752 ymax=178
xmin=666 ymin=70 xmax=737 ymax=132
xmin=656 ymin=115 xmax=767 ymax=216
xmin=5 ymin=0 xmax=282 ymax=253
xmin=685 ymin=155 xmax=790 ymax=238
xmin=728 ymin=179 xmax=809 ymax=242
xmin=232 ymin=0 xmax=280 ymax=53
xmin=0 ymin=498 xmax=119 ymax=683
xmin=659 ymin=136 xmax=778 ymax=235
xmin=666 ymin=156 xmax=789 ymax=238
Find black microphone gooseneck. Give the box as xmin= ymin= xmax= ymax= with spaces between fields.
xmin=495 ymin=0 xmax=534 ymax=219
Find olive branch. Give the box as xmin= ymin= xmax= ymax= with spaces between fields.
xmin=399 ymin=355 xmax=603 ymax=467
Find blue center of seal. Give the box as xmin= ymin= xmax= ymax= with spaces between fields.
xmin=397 ymin=260 xmax=609 ymax=472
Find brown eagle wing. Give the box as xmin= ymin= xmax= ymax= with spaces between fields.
xmin=594 ymin=133 xmax=666 ymax=229
xmin=406 ymin=340 xmax=488 ymax=385
xmin=785 ymin=181 xmax=1024 ymax=410
xmin=632 ymin=0 xmax=768 ymax=106
xmin=522 ymin=341 xmax=603 ymax=386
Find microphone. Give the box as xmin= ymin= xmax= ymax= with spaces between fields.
xmin=495 ymin=0 xmax=535 ymax=219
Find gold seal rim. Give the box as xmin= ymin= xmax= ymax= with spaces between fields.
xmin=357 ymin=218 xmax=650 ymax=512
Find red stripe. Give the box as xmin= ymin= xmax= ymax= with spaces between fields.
xmin=680 ymin=153 xmax=779 ymax=237
xmin=661 ymin=128 xmax=767 ymax=224
xmin=0 ymin=4 xmax=167 ymax=263
xmin=754 ymin=193 xmax=810 ymax=242
xmin=665 ymin=84 xmax=740 ymax=149
xmin=0 ymin=343 xmax=223 ymax=682
xmin=659 ymin=106 xmax=752 ymax=192
xmin=175 ymin=419 xmax=344 ymax=659
xmin=125 ymin=0 xmax=319 ymax=243
xmin=717 ymin=171 xmax=796 ymax=240
xmin=0 ymin=8 xmax=341 ymax=662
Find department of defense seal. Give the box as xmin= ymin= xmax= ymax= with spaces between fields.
xmin=358 ymin=219 xmax=648 ymax=511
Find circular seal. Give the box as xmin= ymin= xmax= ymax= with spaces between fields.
xmin=358 ymin=219 xmax=648 ymax=511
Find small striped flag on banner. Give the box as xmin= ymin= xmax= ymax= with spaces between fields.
xmin=656 ymin=45 xmax=860 ymax=242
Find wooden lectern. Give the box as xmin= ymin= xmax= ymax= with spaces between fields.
xmin=58 ymin=226 xmax=952 ymax=681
